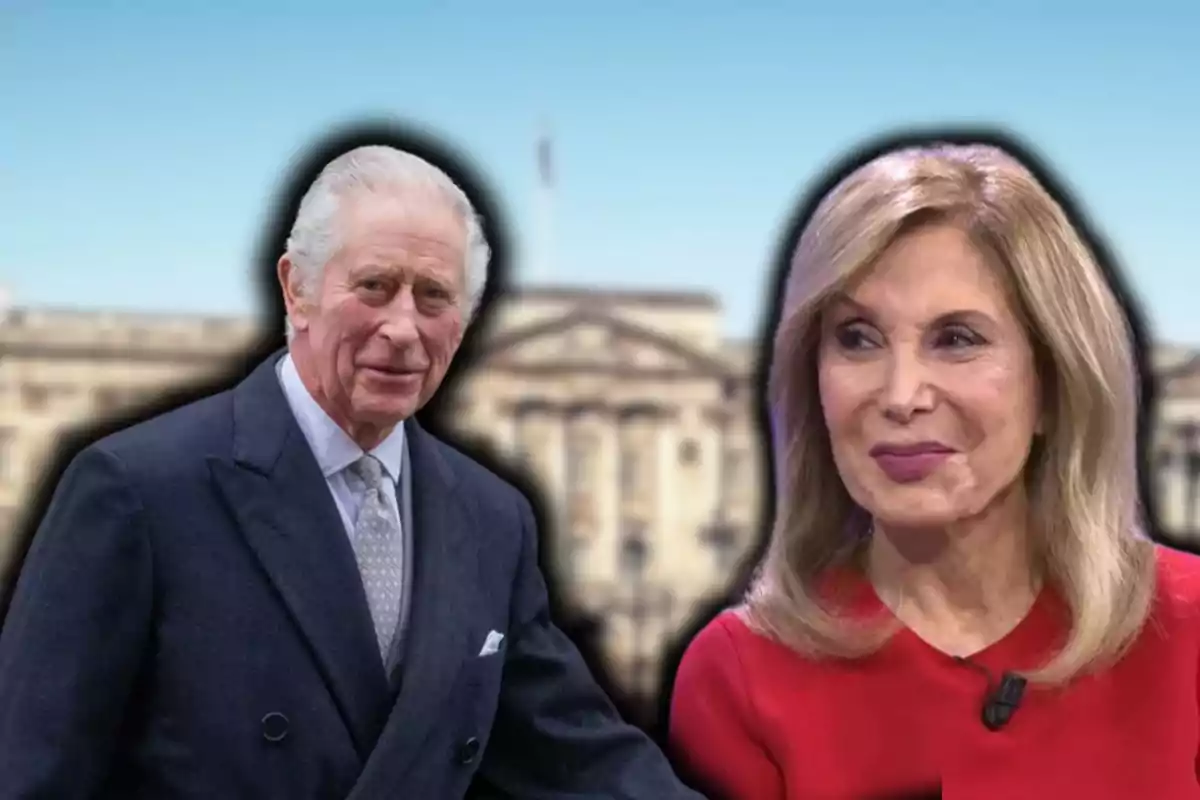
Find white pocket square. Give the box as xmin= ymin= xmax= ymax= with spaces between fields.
xmin=479 ymin=630 xmax=505 ymax=656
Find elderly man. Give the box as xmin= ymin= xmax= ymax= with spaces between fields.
xmin=0 ymin=145 xmax=707 ymax=799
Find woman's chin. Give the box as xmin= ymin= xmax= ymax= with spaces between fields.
xmin=866 ymin=502 xmax=965 ymax=532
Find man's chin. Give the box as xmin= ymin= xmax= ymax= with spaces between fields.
xmin=350 ymin=392 xmax=421 ymax=427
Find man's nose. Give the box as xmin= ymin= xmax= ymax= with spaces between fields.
xmin=880 ymin=350 xmax=936 ymax=423
xmin=378 ymin=290 xmax=420 ymax=344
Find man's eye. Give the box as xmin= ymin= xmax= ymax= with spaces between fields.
xmin=423 ymin=285 xmax=455 ymax=302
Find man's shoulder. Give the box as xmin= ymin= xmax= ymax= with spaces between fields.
xmin=79 ymin=386 xmax=236 ymax=474
xmin=421 ymin=426 xmax=531 ymax=511
xmin=417 ymin=429 xmax=545 ymax=572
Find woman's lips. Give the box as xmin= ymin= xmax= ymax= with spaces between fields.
xmin=868 ymin=442 xmax=956 ymax=483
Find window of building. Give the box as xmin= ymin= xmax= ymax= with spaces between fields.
xmin=619 ymin=526 xmax=649 ymax=578
xmin=714 ymin=533 xmax=740 ymax=572
xmin=678 ymin=438 xmax=700 ymax=465
xmin=703 ymin=521 xmax=741 ymax=572
xmin=21 ymin=383 xmax=49 ymax=412
xmin=93 ymin=387 xmax=123 ymax=412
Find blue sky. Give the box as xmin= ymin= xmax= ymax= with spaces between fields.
xmin=3 ymin=1 xmax=1197 ymax=344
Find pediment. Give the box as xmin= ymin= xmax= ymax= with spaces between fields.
xmin=477 ymin=308 xmax=731 ymax=378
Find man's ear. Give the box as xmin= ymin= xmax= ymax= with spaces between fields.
xmin=278 ymin=255 xmax=310 ymax=334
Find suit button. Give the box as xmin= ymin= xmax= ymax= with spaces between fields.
xmin=261 ymin=712 xmax=289 ymax=743
xmin=456 ymin=737 xmax=480 ymax=764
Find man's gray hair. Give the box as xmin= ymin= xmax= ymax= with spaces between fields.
xmin=283 ymin=145 xmax=491 ymax=337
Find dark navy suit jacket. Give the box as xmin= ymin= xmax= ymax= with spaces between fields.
xmin=0 ymin=350 xmax=706 ymax=799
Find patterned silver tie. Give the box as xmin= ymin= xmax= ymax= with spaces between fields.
xmin=344 ymin=455 xmax=403 ymax=662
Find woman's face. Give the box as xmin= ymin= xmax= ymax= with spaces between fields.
xmin=816 ymin=224 xmax=1042 ymax=530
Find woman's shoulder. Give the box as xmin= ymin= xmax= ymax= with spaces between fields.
xmin=678 ymin=604 xmax=808 ymax=677
xmin=680 ymin=606 xmax=753 ymax=658
xmin=683 ymin=605 xmax=778 ymax=649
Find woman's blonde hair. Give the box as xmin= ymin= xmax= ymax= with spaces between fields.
xmin=742 ymin=140 xmax=1156 ymax=685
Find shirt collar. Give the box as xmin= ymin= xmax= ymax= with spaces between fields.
xmin=276 ymin=352 xmax=405 ymax=484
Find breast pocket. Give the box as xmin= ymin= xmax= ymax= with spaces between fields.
xmin=459 ymin=629 xmax=508 ymax=716
xmin=461 ymin=628 xmax=507 ymax=692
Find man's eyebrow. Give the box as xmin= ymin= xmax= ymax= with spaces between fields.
xmin=350 ymin=262 xmax=397 ymax=274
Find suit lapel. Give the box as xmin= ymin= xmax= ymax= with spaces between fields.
xmin=207 ymin=351 xmax=391 ymax=758
xmin=351 ymin=419 xmax=482 ymax=795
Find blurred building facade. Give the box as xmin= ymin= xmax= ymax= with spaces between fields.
xmin=2 ymin=289 xmax=1200 ymax=703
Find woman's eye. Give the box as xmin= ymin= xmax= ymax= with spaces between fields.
xmin=835 ymin=326 xmax=877 ymax=350
xmin=935 ymin=326 xmax=985 ymax=349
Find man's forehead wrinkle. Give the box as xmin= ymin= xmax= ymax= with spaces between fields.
xmin=340 ymin=214 xmax=467 ymax=260
xmin=353 ymin=238 xmax=466 ymax=267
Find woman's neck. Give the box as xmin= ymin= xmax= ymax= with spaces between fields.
xmin=865 ymin=492 xmax=1042 ymax=656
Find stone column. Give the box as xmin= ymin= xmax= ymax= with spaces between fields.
xmin=1157 ymin=445 xmax=1185 ymax=532
xmin=486 ymin=396 xmax=519 ymax=455
xmin=700 ymin=380 xmax=744 ymax=586
xmin=579 ymin=404 xmax=618 ymax=582
xmin=565 ymin=402 xmax=637 ymax=597
xmin=1161 ymin=419 xmax=1200 ymax=540
xmin=654 ymin=409 xmax=678 ymax=584
xmin=511 ymin=399 xmax=565 ymax=512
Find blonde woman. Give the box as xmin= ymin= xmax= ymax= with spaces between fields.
xmin=668 ymin=139 xmax=1200 ymax=800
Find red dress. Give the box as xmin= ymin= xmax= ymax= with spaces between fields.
xmin=669 ymin=545 xmax=1200 ymax=799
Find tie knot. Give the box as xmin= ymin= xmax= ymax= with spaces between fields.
xmin=347 ymin=455 xmax=385 ymax=491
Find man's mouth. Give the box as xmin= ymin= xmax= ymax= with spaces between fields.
xmin=362 ymin=365 xmax=422 ymax=377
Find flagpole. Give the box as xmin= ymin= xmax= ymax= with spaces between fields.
xmin=534 ymin=121 xmax=554 ymax=283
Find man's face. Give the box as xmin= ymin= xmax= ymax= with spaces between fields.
xmin=280 ymin=189 xmax=469 ymax=446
